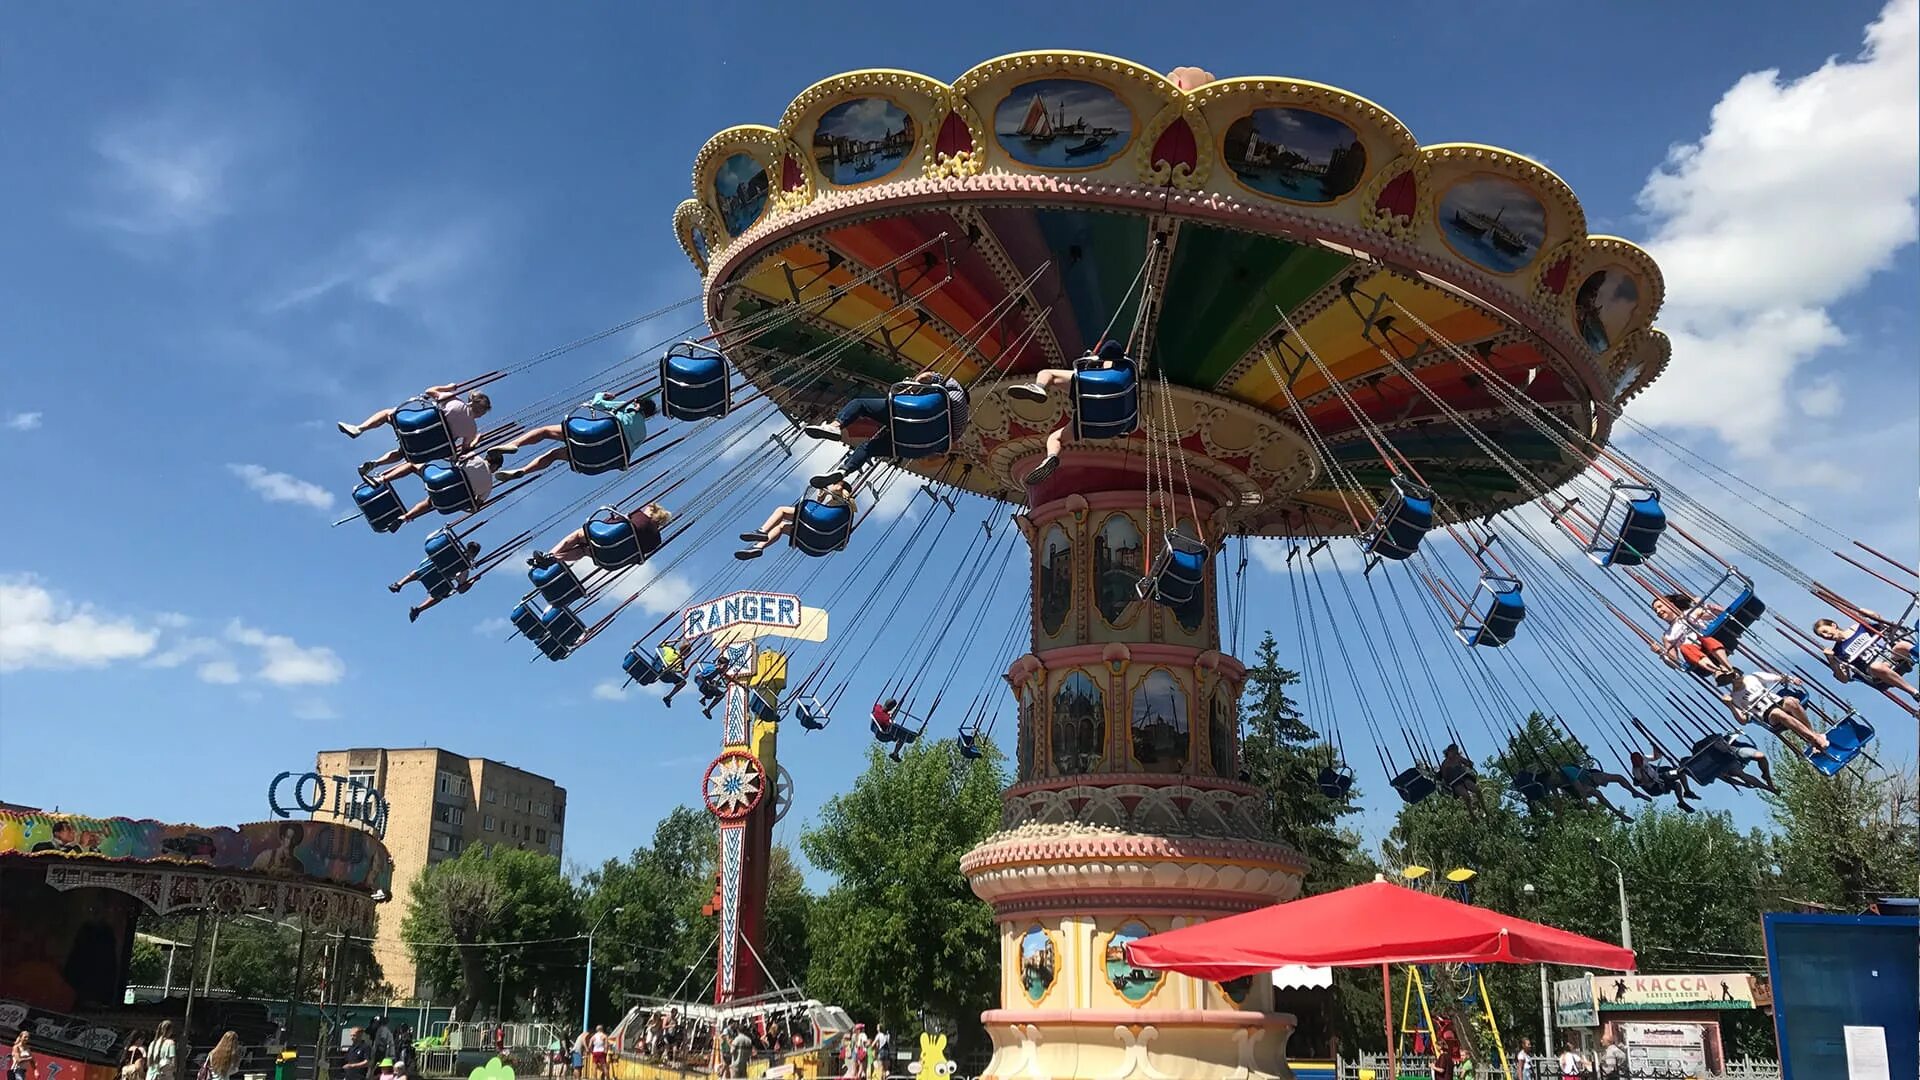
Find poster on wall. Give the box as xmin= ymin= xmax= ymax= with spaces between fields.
xmin=1622 ymin=1022 xmax=1707 ymax=1079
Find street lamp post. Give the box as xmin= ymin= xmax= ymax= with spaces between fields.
xmin=1588 ymin=841 xmax=1634 ymax=959
xmin=581 ymin=907 xmax=625 ymax=1035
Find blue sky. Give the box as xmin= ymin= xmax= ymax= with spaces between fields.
xmin=3 ymin=1 xmax=1915 ymax=875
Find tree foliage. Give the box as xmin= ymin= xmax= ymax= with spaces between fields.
xmin=799 ymin=740 xmax=1004 ymax=1050
xmin=401 ymin=844 xmax=581 ymax=1019
xmin=1765 ymin=756 xmax=1918 ymax=909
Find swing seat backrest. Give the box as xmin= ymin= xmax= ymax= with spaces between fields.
xmin=1070 ymin=355 xmax=1139 ymax=440
xmin=1681 ymin=740 xmax=1739 ymax=785
xmin=423 ymin=529 xmax=473 ymax=577
xmin=622 ymin=647 xmax=665 ymax=686
xmin=791 ymin=497 xmax=854 ymax=557
xmin=957 ymin=732 xmax=983 ymax=759
xmin=1511 ymin=770 xmax=1548 ymax=801
xmin=1362 ymin=477 xmax=1436 ymax=562
xmin=1806 ymin=714 xmax=1875 ymax=777
xmin=393 ymin=397 xmax=455 ymax=464
xmin=887 ymin=381 xmax=954 ymax=460
xmin=353 ymin=480 xmax=406 ymax=534
xmin=1456 ymin=576 xmax=1526 ymax=648
xmin=529 ymin=560 xmax=586 ymax=609
xmin=562 ymin=406 xmax=630 ymax=476
xmin=659 ymin=343 xmax=731 ymax=421
xmin=536 ymin=634 xmax=573 ymax=661
xmin=1589 ymin=485 xmax=1666 ymax=567
xmin=586 ymin=509 xmax=643 ymax=570
xmin=423 ymin=462 xmax=478 ymax=515
xmin=1140 ymin=533 xmax=1209 ymax=607
xmin=540 ymin=605 xmax=586 ymax=648
xmin=1390 ymin=767 xmax=1436 ymax=804
xmin=415 ymin=561 xmax=457 ymax=600
xmin=746 ymin=692 xmax=781 ymax=725
xmin=508 ymin=601 xmax=549 ymax=642
xmin=797 ymin=699 xmax=829 ymax=731
xmin=1315 ymin=767 xmax=1354 ymax=800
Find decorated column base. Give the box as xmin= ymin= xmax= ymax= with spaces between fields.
xmin=963 ymin=820 xmax=1307 ymax=1080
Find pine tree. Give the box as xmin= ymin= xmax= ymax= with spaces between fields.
xmin=1237 ymin=631 xmax=1365 ymax=890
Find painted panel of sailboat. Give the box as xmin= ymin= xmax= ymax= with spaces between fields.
xmin=812 ymin=97 xmax=916 ymax=185
xmin=994 ymin=78 xmax=1132 ymax=168
xmin=1222 ymin=107 xmax=1367 ymax=204
xmin=1438 ymin=174 xmax=1547 ymax=274
xmin=713 ymin=153 xmax=770 ymax=236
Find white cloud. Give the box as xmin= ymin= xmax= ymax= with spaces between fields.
xmin=599 ymin=559 xmax=697 ymax=618
xmin=4 ymin=412 xmax=42 ymax=432
xmin=197 ymin=659 xmax=242 ymax=685
xmin=0 ymin=577 xmax=159 ymax=672
xmin=228 ymin=463 xmax=336 ymax=512
xmin=472 ymin=617 xmax=511 ymax=637
xmin=226 ymin=620 xmax=346 ymax=686
xmin=592 ymin=680 xmax=631 ymax=702
xmin=1632 ymin=0 xmax=1919 ymax=456
xmin=262 ymin=216 xmax=493 ymax=323
xmin=291 ymin=698 xmax=339 ymax=721
xmin=85 ymin=102 xmax=244 ymax=237
xmin=145 ymin=635 xmax=222 ymax=669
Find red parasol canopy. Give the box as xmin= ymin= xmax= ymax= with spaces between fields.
xmin=1125 ymin=879 xmax=1635 ymax=980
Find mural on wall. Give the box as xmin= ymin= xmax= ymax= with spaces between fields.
xmin=1104 ymin=920 xmax=1164 ymax=1003
xmin=1019 ymin=924 xmax=1056 ymax=1003
xmin=1038 ymin=524 xmax=1073 ymax=636
xmin=812 ymin=97 xmax=916 ymax=185
xmin=1208 ymin=687 xmax=1235 ymax=775
xmin=994 ymin=79 xmax=1132 ymax=168
xmin=0 ymin=811 xmax=393 ymax=893
xmin=1221 ymin=107 xmax=1367 ymax=203
xmin=1130 ymin=669 xmax=1190 ymax=773
xmin=1438 ymin=174 xmax=1547 ymax=274
xmin=1092 ymin=514 xmax=1145 ymax=626
xmin=1051 ymin=671 xmax=1106 ymax=775
xmin=713 ymin=153 xmax=771 ymax=235
xmin=1574 ymin=268 xmax=1641 ymax=352
xmin=1017 ymin=685 xmax=1037 ymax=780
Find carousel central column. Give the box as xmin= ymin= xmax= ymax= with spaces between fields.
xmin=961 ymin=456 xmax=1308 ymax=1080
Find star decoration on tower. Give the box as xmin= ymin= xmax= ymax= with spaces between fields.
xmin=703 ymin=750 xmax=765 ymax=820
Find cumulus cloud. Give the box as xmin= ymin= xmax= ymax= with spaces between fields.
xmin=1632 ymin=0 xmax=1918 ymax=456
xmin=591 ymin=680 xmax=631 ymax=702
xmin=0 ymin=577 xmax=159 ymax=672
xmin=5 ymin=412 xmax=42 ymax=432
xmin=226 ymin=620 xmax=346 ymax=686
xmin=229 ymin=463 xmax=336 ymax=512
xmin=472 ymin=616 xmax=511 ymax=637
xmin=197 ymin=659 xmax=243 ymax=685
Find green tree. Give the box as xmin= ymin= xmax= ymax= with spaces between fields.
xmin=1766 ymin=757 xmax=1918 ymax=909
xmin=401 ymin=844 xmax=582 ymax=1019
xmin=801 ymin=740 xmax=1004 ymax=1050
xmin=128 ymin=914 xmax=340 ymax=1001
xmin=1238 ymin=632 xmax=1367 ymax=891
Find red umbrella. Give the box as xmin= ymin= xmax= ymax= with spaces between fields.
xmin=1125 ymin=878 xmax=1634 ymax=1074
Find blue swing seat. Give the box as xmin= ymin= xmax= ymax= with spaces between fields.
xmin=508 ymin=600 xmax=549 ymax=642
xmin=1071 ymin=352 xmax=1139 ymax=440
xmin=1316 ymin=766 xmax=1355 ymax=800
xmin=660 ymin=342 xmax=731 ymax=421
xmin=423 ymin=461 xmax=480 ymax=515
xmin=957 ymin=731 xmax=983 ymax=760
xmin=585 ymin=508 xmax=645 ymax=570
xmin=1586 ymin=483 xmax=1667 ymax=567
xmin=393 ymin=397 xmax=456 ymax=464
xmin=562 ymin=406 xmax=630 ymax=475
xmin=536 ymin=605 xmax=586 ymax=661
xmin=536 ymin=634 xmax=574 ymax=661
xmin=1511 ymin=770 xmax=1550 ymax=801
xmin=1138 ymin=533 xmax=1208 ymax=607
xmin=1693 ymin=571 xmax=1766 ymax=653
xmin=791 ymin=496 xmax=855 ymax=557
xmin=1454 ymin=575 xmax=1527 ymax=647
xmin=415 ymin=561 xmax=457 ymax=600
xmin=796 ymin=698 xmax=830 ymax=731
xmin=621 ymin=646 xmax=665 ymax=686
xmin=1391 ymin=767 xmax=1437 ymax=804
xmin=423 ymin=529 xmax=473 ymax=577
xmin=887 ymin=381 xmax=954 ymax=460
xmin=1361 ymin=477 xmax=1436 ymax=563
xmin=1681 ymin=738 xmax=1741 ymax=786
xmin=1806 ymin=715 xmax=1876 ymax=776
xmin=353 ymin=480 xmax=406 ymax=534
xmin=746 ymin=692 xmax=781 ymax=726
xmin=529 ymin=560 xmax=586 ymax=608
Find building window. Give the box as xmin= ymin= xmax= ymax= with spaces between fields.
xmin=483 ymin=816 xmax=496 ymax=832
xmin=548 ymin=834 xmax=561 ymax=855
xmin=535 ymin=801 xmax=550 ymax=820
xmin=436 ymin=804 xmax=464 ymax=826
xmin=437 ymin=771 xmax=468 ymax=798
xmin=510 ymin=822 xmax=520 ymax=838
xmin=484 ymin=789 xmax=497 ymax=804
xmin=535 ymin=828 xmax=547 ymax=843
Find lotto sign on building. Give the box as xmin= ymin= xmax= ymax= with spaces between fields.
xmin=1593 ymin=973 xmax=1755 ymax=1010
xmin=681 ymin=591 xmax=828 ymax=644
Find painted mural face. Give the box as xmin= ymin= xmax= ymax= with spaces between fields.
xmin=812 ymin=97 xmax=916 ymax=185
xmin=1019 ymin=925 xmax=1056 ymax=1003
xmin=1092 ymin=514 xmax=1144 ymax=626
xmin=1438 ymin=175 xmax=1547 ymax=274
xmin=713 ymin=153 xmax=771 ymax=236
xmin=1575 ymin=268 xmax=1641 ymax=352
xmin=1051 ymin=671 xmax=1105 ymax=775
xmin=1222 ymin=107 xmax=1367 ymax=203
xmin=1104 ymin=921 xmax=1163 ymax=1003
xmin=994 ymin=79 xmax=1132 ymax=169
xmin=1209 ymin=688 xmax=1234 ymax=775
xmin=1130 ymin=669 xmax=1189 ymax=773
xmin=1039 ymin=524 xmax=1073 ymax=636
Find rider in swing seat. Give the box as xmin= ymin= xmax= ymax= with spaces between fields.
xmin=657 ymin=640 xmax=688 ymax=708
xmin=491 ymin=391 xmax=661 ymax=481
xmin=395 ymin=452 xmax=500 ymax=526
xmin=735 ymin=480 xmax=857 ymax=560
xmin=803 ymin=371 xmax=970 ymax=488
xmin=1437 ymin=743 xmax=1485 ymax=813
xmin=1721 ymin=670 xmax=1829 ymax=753
xmin=528 ymin=504 xmax=673 ymax=568
xmin=389 ymin=540 xmax=483 ymax=623
xmin=1554 ymin=758 xmax=1648 ymax=824
xmin=341 ymin=385 xmax=492 ymax=471
xmin=1813 ymin=615 xmax=1917 ymax=698
xmin=870 ymin=698 xmax=919 ymax=762
xmin=695 ymin=653 xmax=735 ymax=718
xmin=1651 ymin=592 xmax=1738 ymax=685
xmin=1629 ymin=748 xmax=1698 ymax=812
xmin=1005 ymin=339 xmax=1134 ymax=486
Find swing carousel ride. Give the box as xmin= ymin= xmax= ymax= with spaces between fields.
xmin=338 ymin=54 xmax=1916 ymax=1080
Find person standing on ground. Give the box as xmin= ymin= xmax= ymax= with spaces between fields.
xmin=201 ymin=1032 xmax=240 ymax=1080
xmin=868 ymin=1024 xmax=890 ymax=1080
xmin=10 ymin=1032 xmax=36 ymax=1080
xmin=342 ymin=1029 xmax=371 ymax=1080
xmin=728 ymin=1025 xmax=752 ymax=1080
xmin=1557 ymin=1040 xmax=1583 ymax=1079
xmin=146 ymin=1023 xmax=178 ymax=1080
xmin=588 ymin=1026 xmax=608 ymax=1080
xmin=1513 ymin=1036 xmax=1535 ymax=1080
xmin=120 ymin=1033 xmax=148 ymax=1080
xmin=1597 ymin=1031 xmax=1627 ymax=1080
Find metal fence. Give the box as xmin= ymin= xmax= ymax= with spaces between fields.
xmin=1337 ymin=1053 xmax=1783 ymax=1080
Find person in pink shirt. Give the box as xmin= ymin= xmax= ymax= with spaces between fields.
xmin=340 ymin=384 xmax=492 ymax=473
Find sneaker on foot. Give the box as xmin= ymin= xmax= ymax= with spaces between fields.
xmin=1023 ymin=455 xmax=1060 ymax=486
xmin=337 ymin=422 xmax=361 ymax=438
xmin=498 ymin=465 xmax=527 ymax=481
xmin=408 ymin=607 xmax=422 ymax=623
xmin=739 ymin=532 xmax=768 ymax=542
xmin=388 ymin=582 xmax=403 ymax=594
xmin=527 ymin=550 xmax=554 ymax=569
xmin=1006 ymin=382 xmax=1049 ymax=403
xmin=802 ymin=421 xmax=843 ymax=441
xmin=810 ymin=468 xmax=846 ymax=489
xmin=734 ymin=548 xmax=762 ymax=561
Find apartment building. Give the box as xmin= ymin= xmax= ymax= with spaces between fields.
xmin=311 ymin=747 xmax=567 ymax=1001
